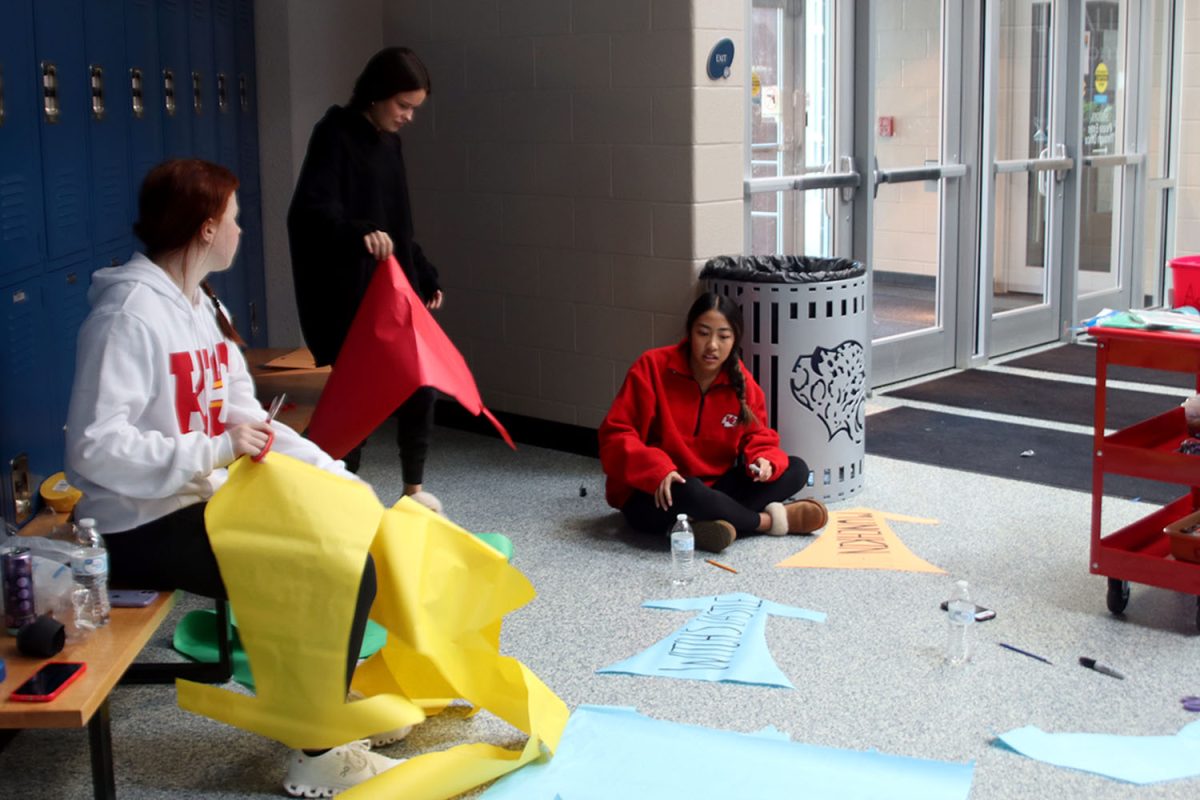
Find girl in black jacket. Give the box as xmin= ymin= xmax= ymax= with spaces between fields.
xmin=289 ymin=47 xmax=444 ymax=512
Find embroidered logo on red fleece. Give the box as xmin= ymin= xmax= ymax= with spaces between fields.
xmin=169 ymin=342 xmax=230 ymax=435
xmin=721 ymin=413 xmax=739 ymax=428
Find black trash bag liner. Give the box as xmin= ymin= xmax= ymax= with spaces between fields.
xmin=701 ymin=255 xmax=865 ymax=283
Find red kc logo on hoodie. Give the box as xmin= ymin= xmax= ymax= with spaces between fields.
xmin=169 ymin=342 xmax=230 ymax=436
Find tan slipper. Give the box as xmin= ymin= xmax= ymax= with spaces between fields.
xmin=691 ymin=520 xmax=737 ymax=553
xmin=765 ymin=499 xmax=828 ymax=534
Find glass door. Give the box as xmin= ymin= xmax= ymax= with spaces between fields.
xmin=746 ymin=0 xmax=848 ymax=259
xmin=980 ymin=0 xmax=1073 ymax=355
xmin=864 ymin=0 xmax=972 ymax=384
xmin=1075 ymin=0 xmax=1144 ymax=319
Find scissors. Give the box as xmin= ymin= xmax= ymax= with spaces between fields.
xmin=252 ymin=393 xmax=286 ymax=463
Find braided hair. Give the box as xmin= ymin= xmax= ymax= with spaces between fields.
xmin=685 ymin=292 xmax=756 ymax=426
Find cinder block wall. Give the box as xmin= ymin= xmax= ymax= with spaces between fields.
xmin=385 ymin=0 xmax=744 ymax=427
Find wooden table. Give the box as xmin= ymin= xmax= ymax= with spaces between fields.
xmin=0 ymin=594 xmax=176 ymax=799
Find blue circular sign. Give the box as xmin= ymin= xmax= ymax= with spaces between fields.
xmin=707 ymin=38 xmax=735 ymax=80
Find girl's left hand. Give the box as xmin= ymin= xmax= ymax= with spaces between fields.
xmin=750 ymin=457 xmax=773 ymax=482
xmin=425 ymin=290 xmax=444 ymax=310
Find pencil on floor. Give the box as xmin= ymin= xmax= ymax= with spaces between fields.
xmin=705 ymin=559 xmax=738 ymax=574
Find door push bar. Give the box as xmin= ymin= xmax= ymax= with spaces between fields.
xmin=1082 ymin=152 xmax=1145 ymax=168
xmin=745 ymin=157 xmax=861 ymax=201
xmin=994 ymin=144 xmax=1073 ymax=183
xmin=872 ymin=161 xmax=967 ymax=198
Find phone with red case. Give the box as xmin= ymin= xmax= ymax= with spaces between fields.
xmin=9 ymin=662 xmax=87 ymax=702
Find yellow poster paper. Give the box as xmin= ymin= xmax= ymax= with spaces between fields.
xmin=776 ymin=507 xmax=944 ymax=573
xmin=177 ymin=454 xmax=568 ymax=798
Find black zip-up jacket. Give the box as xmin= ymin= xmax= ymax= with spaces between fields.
xmin=288 ymin=105 xmax=440 ymax=366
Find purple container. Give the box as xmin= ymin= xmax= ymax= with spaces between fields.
xmin=2 ymin=547 xmax=36 ymax=634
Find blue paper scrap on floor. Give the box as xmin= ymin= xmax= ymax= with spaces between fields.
xmin=596 ymin=591 xmax=825 ymax=688
xmin=996 ymin=719 xmax=1200 ymax=784
xmin=481 ymin=705 xmax=975 ymax=800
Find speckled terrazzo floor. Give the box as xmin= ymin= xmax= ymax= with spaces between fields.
xmin=3 ymin=353 xmax=1200 ymax=798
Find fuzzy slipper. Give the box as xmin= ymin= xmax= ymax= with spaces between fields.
xmin=691 ymin=520 xmax=737 ymax=553
xmin=765 ymin=499 xmax=828 ymax=535
xmin=407 ymin=490 xmax=443 ymax=515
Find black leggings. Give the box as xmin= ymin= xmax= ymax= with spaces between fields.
xmin=342 ymin=387 xmax=436 ymax=484
xmin=104 ymin=502 xmax=376 ymax=691
xmin=621 ymin=456 xmax=809 ymax=536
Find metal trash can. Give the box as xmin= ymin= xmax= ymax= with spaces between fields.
xmin=702 ymin=255 xmax=868 ymax=502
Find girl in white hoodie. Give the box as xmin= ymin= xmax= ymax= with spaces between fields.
xmin=65 ymin=159 xmax=404 ymax=797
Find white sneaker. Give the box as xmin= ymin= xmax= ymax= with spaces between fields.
xmin=407 ymin=490 xmax=443 ymax=515
xmin=346 ymin=690 xmax=415 ymax=748
xmin=283 ymin=740 xmax=403 ymax=797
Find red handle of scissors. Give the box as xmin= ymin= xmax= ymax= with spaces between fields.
xmin=251 ymin=430 xmax=275 ymax=463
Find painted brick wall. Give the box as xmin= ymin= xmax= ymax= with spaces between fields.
xmin=384 ymin=0 xmax=744 ymax=428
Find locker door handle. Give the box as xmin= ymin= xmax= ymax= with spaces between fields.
xmin=239 ymin=74 xmax=249 ymax=112
xmin=163 ymin=69 xmax=176 ymax=116
xmin=41 ymin=62 xmax=60 ymax=124
xmin=0 ymin=64 xmax=5 ymax=127
xmin=130 ymin=68 xmax=144 ymax=118
xmin=90 ymin=65 xmax=105 ymax=121
xmin=217 ymin=73 xmax=229 ymax=112
xmin=192 ymin=71 xmax=202 ymax=115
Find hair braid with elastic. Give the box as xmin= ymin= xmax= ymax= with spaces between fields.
xmin=200 ymin=280 xmax=247 ymax=348
xmin=725 ymin=347 xmax=757 ymax=426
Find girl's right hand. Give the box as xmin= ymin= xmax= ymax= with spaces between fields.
xmin=655 ymin=471 xmax=685 ymax=511
xmin=228 ymin=422 xmax=273 ymax=459
xmin=363 ymin=230 xmax=394 ymax=260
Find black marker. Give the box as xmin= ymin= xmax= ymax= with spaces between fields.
xmin=1079 ymin=657 xmax=1125 ymax=680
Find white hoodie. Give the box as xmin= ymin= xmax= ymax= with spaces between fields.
xmin=65 ymin=253 xmax=356 ymax=533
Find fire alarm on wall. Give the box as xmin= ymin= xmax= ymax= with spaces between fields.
xmin=878 ymin=116 xmax=895 ymax=137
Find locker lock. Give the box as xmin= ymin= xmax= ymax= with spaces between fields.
xmin=163 ymin=69 xmax=176 ymax=116
xmin=0 ymin=64 xmax=5 ymax=127
xmin=239 ymin=75 xmax=249 ymax=112
xmin=130 ymin=68 xmax=144 ymax=119
xmin=217 ymin=73 xmax=229 ymax=113
xmin=90 ymin=65 xmax=105 ymax=121
xmin=192 ymin=71 xmax=202 ymax=115
xmin=41 ymin=62 xmax=60 ymax=124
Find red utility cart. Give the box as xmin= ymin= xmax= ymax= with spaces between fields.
xmin=1088 ymin=326 xmax=1200 ymax=629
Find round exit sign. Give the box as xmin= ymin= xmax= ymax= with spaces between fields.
xmin=707 ymin=38 xmax=735 ymax=80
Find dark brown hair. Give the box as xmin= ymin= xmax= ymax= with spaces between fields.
xmin=348 ymin=47 xmax=432 ymax=112
xmin=133 ymin=159 xmax=245 ymax=346
xmin=686 ymin=291 xmax=755 ymax=425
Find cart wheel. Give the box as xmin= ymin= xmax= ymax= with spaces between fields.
xmin=1106 ymin=578 xmax=1129 ymax=615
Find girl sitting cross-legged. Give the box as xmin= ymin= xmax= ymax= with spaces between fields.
xmin=599 ymin=291 xmax=829 ymax=554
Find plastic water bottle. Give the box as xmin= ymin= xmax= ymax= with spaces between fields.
xmin=669 ymin=514 xmax=694 ymax=586
xmin=72 ymin=518 xmax=110 ymax=628
xmin=945 ymin=579 xmax=974 ymax=665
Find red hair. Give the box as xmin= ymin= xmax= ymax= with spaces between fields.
xmin=133 ymin=159 xmax=246 ymax=347
xmin=134 ymin=159 xmax=239 ymax=258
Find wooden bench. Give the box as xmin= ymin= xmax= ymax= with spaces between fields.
xmin=0 ymin=594 xmax=176 ymax=800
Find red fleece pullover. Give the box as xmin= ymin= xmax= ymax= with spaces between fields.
xmin=599 ymin=341 xmax=789 ymax=510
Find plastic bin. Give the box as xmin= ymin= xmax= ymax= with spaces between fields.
xmin=701 ymin=255 xmax=868 ymax=502
xmin=1169 ymin=255 xmax=1200 ymax=309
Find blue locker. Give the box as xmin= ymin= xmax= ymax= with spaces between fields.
xmin=234 ymin=0 xmax=261 ymax=198
xmin=34 ymin=0 xmax=92 ymax=265
xmin=188 ymin=0 xmax=218 ymax=161
xmin=158 ymin=0 xmax=192 ymax=158
xmin=0 ymin=1 xmax=46 ymax=283
xmin=125 ymin=0 xmax=165 ymax=208
xmin=42 ymin=258 xmax=93 ymax=468
xmin=0 ymin=278 xmax=52 ymax=521
xmin=212 ymin=0 xmax=239 ymax=174
xmin=84 ymin=0 xmax=134 ymax=249
xmin=238 ymin=197 xmax=267 ymax=347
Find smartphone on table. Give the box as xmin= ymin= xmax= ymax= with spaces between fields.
xmin=9 ymin=661 xmax=87 ymax=702
xmin=939 ymin=601 xmax=996 ymax=622
xmin=108 ymin=589 xmax=160 ymax=608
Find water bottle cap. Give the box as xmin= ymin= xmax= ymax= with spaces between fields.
xmin=78 ymin=518 xmax=97 ymax=528
xmin=676 ymin=513 xmax=688 ymax=520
